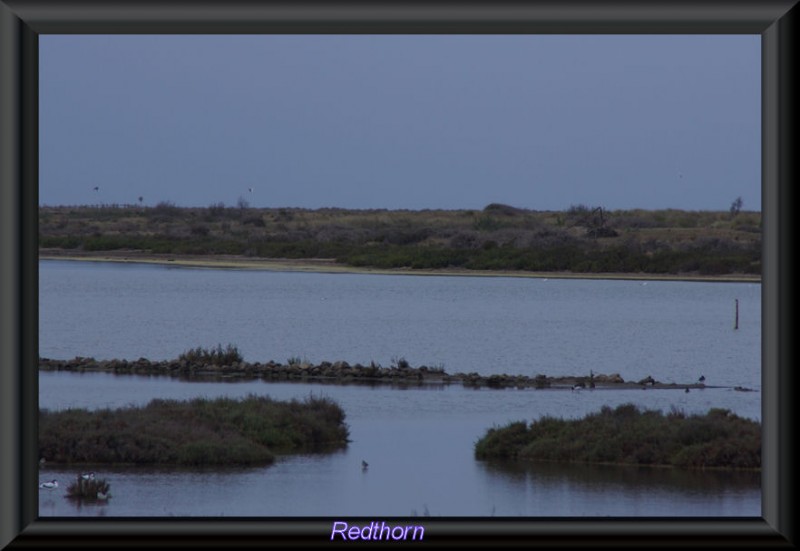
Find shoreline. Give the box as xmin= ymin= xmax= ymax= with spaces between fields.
xmin=38 ymin=249 xmax=762 ymax=283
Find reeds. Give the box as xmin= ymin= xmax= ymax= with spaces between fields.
xmin=66 ymin=475 xmax=111 ymax=500
xmin=178 ymin=344 xmax=243 ymax=366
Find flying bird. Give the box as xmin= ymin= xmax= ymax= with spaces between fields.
xmin=92 ymin=186 xmax=99 ymax=191
xmin=361 ymin=460 xmax=369 ymax=470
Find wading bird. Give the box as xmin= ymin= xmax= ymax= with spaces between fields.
xmin=80 ymin=472 xmax=95 ymax=481
xmin=39 ymin=480 xmax=58 ymax=490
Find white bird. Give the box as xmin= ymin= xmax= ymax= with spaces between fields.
xmin=80 ymin=472 xmax=95 ymax=481
xmin=39 ymin=480 xmax=58 ymax=490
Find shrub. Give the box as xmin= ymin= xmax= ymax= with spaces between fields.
xmin=152 ymin=201 xmax=181 ymax=217
xmin=39 ymin=395 xmax=349 ymax=466
xmin=475 ymin=404 xmax=760 ymax=470
xmin=483 ymin=203 xmax=524 ymax=216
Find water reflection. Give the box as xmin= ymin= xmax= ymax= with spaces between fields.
xmin=481 ymin=460 xmax=759 ymax=493
xmin=477 ymin=460 xmax=760 ymax=516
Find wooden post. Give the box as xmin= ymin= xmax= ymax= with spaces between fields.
xmin=735 ymin=299 xmax=739 ymax=330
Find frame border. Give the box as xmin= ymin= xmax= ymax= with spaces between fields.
xmin=1 ymin=1 xmax=796 ymax=548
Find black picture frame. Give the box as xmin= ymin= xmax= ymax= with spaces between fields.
xmin=1 ymin=1 xmax=796 ymax=548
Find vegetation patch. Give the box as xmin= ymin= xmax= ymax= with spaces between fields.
xmin=40 ymin=394 xmax=349 ymax=466
xmin=475 ymin=404 xmax=760 ymax=470
xmin=179 ymin=343 xmax=243 ymax=366
xmin=39 ymin=204 xmax=761 ymax=277
xmin=66 ymin=475 xmax=111 ymax=501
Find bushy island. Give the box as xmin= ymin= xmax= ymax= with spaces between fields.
xmin=39 ymin=394 xmax=349 ymax=466
xmin=475 ymin=404 xmax=760 ymax=470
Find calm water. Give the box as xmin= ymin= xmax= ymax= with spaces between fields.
xmin=38 ymin=260 xmax=762 ymax=517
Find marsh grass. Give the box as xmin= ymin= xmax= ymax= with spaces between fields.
xmin=179 ymin=344 xmax=242 ymax=366
xmin=475 ymin=404 xmax=760 ymax=470
xmin=40 ymin=395 xmax=349 ymax=466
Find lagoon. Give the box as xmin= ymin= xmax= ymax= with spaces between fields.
xmin=38 ymin=260 xmax=761 ymax=516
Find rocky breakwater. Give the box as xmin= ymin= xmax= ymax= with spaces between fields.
xmin=37 ymin=356 xmax=733 ymax=391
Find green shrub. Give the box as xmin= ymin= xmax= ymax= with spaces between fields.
xmin=475 ymin=404 xmax=760 ymax=470
xmin=40 ymin=395 xmax=349 ymax=466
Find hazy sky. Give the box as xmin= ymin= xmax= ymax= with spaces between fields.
xmin=39 ymin=34 xmax=761 ymax=211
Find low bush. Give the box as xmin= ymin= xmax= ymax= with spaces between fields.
xmin=38 ymin=205 xmax=762 ymax=277
xmin=475 ymin=404 xmax=760 ymax=470
xmin=40 ymin=395 xmax=350 ymax=466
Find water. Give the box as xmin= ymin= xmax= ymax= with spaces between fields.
xmin=38 ymin=260 xmax=762 ymax=517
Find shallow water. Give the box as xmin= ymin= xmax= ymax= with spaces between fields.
xmin=38 ymin=261 xmax=762 ymax=517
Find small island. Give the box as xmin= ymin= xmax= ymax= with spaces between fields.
xmin=38 ymin=345 xmax=750 ymax=391
xmin=39 ymin=394 xmax=349 ymax=466
xmin=474 ymin=403 xmax=760 ymax=470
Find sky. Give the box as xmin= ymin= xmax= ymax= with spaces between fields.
xmin=39 ymin=34 xmax=761 ymax=212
